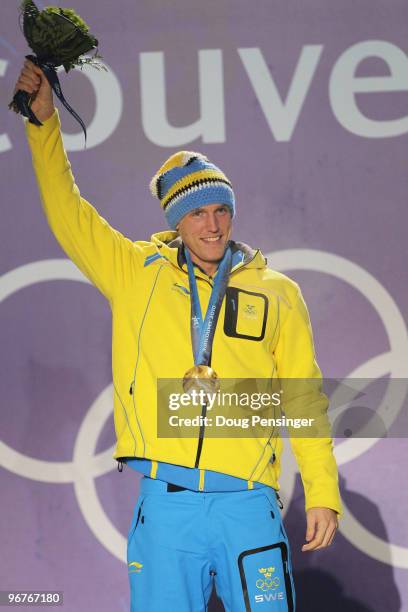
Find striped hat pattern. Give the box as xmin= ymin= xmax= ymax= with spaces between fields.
xmin=149 ymin=151 xmax=235 ymax=229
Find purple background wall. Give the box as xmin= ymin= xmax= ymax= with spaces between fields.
xmin=1 ymin=1 xmax=407 ymax=610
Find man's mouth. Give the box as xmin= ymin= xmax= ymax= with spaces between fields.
xmin=201 ymin=236 xmax=222 ymax=243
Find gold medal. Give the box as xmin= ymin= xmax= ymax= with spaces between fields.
xmin=183 ymin=365 xmax=220 ymax=394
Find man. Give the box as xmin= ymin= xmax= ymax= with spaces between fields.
xmin=15 ymin=59 xmax=340 ymax=611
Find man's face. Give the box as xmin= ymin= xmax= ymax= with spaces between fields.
xmin=177 ymin=203 xmax=232 ymax=269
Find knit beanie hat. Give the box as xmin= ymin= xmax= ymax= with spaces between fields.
xmin=149 ymin=151 xmax=235 ymax=229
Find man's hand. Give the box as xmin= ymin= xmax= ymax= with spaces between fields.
xmin=301 ymin=507 xmax=338 ymax=552
xmin=13 ymin=59 xmax=55 ymax=123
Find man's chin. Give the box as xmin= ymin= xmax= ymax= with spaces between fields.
xmin=199 ymin=248 xmax=226 ymax=262
xmin=200 ymin=240 xmax=228 ymax=257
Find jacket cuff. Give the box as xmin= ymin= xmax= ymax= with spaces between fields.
xmin=24 ymin=108 xmax=60 ymax=140
xmin=305 ymin=493 xmax=343 ymax=518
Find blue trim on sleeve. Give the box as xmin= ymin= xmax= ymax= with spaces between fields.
xmin=144 ymin=253 xmax=166 ymax=267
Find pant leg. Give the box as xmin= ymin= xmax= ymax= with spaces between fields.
xmin=209 ymin=487 xmax=296 ymax=612
xmin=127 ymin=479 xmax=214 ymax=612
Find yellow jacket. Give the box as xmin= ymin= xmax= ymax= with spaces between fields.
xmin=25 ymin=109 xmax=342 ymax=515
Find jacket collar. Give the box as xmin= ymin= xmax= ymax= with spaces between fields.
xmin=150 ymin=230 xmax=266 ymax=277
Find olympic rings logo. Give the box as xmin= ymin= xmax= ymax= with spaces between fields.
xmin=1 ymin=250 xmax=407 ymax=567
xmin=256 ymin=577 xmax=280 ymax=591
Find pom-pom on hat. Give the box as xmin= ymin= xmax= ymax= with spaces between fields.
xmin=150 ymin=151 xmax=235 ymax=229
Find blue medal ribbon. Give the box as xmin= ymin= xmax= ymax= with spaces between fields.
xmin=185 ymin=245 xmax=232 ymax=366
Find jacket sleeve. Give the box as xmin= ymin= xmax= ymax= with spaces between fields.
xmin=25 ymin=108 xmax=143 ymax=302
xmin=273 ymin=284 xmax=342 ymax=516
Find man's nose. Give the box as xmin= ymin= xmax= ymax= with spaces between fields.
xmin=205 ymin=213 xmax=219 ymax=232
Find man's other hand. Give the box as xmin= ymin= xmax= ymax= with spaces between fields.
xmin=301 ymin=507 xmax=338 ymax=552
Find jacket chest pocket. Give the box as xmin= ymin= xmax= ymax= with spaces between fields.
xmin=224 ymin=287 xmax=268 ymax=341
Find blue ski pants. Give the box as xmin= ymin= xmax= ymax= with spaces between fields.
xmin=127 ymin=477 xmax=296 ymax=611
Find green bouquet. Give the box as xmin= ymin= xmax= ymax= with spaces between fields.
xmin=9 ymin=0 xmax=105 ymax=142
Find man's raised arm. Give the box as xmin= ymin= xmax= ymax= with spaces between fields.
xmin=15 ymin=59 xmax=142 ymax=302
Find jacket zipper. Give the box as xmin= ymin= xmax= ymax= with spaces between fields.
xmin=178 ymin=269 xmax=212 ymax=468
xmin=193 ymin=279 xmax=213 ymax=468
xmin=182 ymin=253 xmax=260 ymax=468
xmin=194 ymin=403 xmax=208 ymax=468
